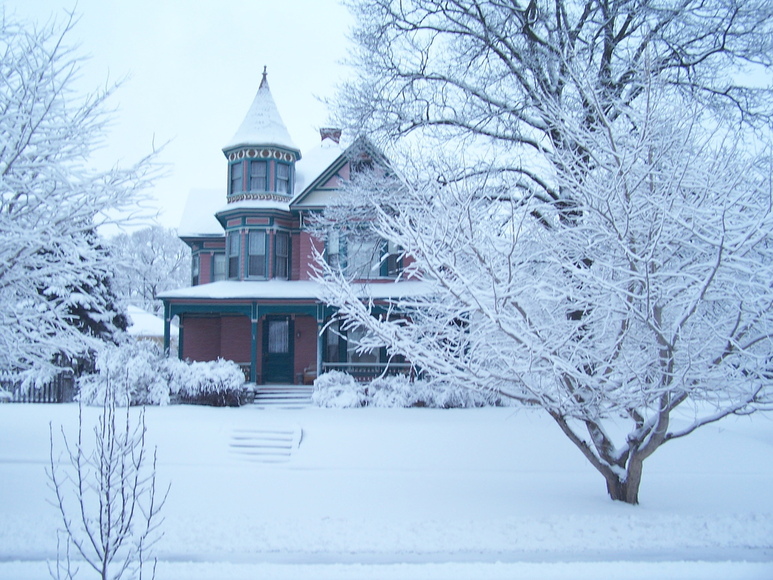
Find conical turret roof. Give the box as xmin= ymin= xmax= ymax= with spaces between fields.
xmin=223 ymin=68 xmax=299 ymax=153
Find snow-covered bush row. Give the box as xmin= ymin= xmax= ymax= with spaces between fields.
xmin=312 ymin=372 xmax=510 ymax=409
xmin=78 ymin=341 xmax=249 ymax=406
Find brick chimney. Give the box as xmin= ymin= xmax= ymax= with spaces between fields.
xmin=319 ymin=127 xmax=342 ymax=144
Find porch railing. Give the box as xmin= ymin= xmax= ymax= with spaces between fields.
xmin=321 ymin=362 xmax=416 ymax=382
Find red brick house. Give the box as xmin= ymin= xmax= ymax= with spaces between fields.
xmin=160 ymin=72 xmax=422 ymax=384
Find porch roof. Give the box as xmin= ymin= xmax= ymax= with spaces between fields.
xmin=158 ymin=280 xmax=433 ymax=302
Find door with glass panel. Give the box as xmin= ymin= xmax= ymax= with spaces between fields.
xmin=262 ymin=316 xmax=294 ymax=383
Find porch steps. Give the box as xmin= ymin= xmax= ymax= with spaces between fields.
xmin=253 ymin=384 xmax=313 ymax=409
xmin=229 ymin=425 xmax=302 ymax=464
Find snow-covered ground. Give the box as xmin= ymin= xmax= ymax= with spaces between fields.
xmin=1 ymin=403 xmax=771 ymax=579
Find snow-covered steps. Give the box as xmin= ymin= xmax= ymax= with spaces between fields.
xmin=229 ymin=426 xmax=302 ymax=464
xmin=253 ymin=384 xmax=313 ymax=409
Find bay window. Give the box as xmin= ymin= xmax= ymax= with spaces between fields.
xmin=274 ymin=231 xmax=290 ymax=279
xmin=227 ymin=232 xmax=240 ymax=279
xmin=248 ymin=230 xmax=267 ymax=277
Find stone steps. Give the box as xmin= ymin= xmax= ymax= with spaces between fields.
xmin=253 ymin=384 xmax=313 ymax=409
xmin=228 ymin=426 xmax=302 ymax=464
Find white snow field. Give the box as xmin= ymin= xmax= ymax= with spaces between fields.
xmin=1 ymin=403 xmax=771 ymax=579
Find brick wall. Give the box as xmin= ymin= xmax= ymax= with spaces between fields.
xmin=182 ymin=316 xmax=221 ymax=361
xmin=293 ymin=316 xmax=318 ymax=378
xmin=299 ymin=231 xmax=323 ymax=280
xmin=220 ymin=315 xmax=251 ymax=364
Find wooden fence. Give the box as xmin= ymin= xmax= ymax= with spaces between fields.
xmin=0 ymin=372 xmax=75 ymax=404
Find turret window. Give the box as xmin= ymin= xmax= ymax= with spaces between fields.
xmin=250 ymin=160 xmax=267 ymax=191
xmin=276 ymin=163 xmax=291 ymax=194
xmin=230 ymin=162 xmax=243 ymax=194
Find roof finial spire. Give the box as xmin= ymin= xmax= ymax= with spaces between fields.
xmin=259 ymin=65 xmax=268 ymax=88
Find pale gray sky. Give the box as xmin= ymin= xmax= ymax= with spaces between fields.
xmin=3 ymin=0 xmax=353 ymax=228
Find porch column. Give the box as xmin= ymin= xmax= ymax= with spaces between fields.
xmin=316 ymin=303 xmax=325 ymax=379
xmin=163 ymin=302 xmax=171 ymax=357
xmin=250 ymin=304 xmax=259 ymax=383
xmin=316 ymin=321 xmax=324 ymax=379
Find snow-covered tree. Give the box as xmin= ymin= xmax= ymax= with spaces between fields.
xmin=338 ymin=0 xmax=772 ymax=214
xmin=110 ymin=226 xmax=190 ymax=316
xmin=319 ymin=97 xmax=773 ymax=504
xmin=320 ymin=0 xmax=773 ymax=504
xmin=0 ymin=13 xmax=158 ymax=386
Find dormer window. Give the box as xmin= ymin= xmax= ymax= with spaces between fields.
xmin=276 ymin=163 xmax=291 ymax=194
xmin=250 ymin=160 xmax=267 ymax=191
xmin=230 ymin=162 xmax=243 ymax=194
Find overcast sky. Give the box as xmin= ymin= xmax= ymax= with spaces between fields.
xmin=3 ymin=0 xmax=353 ymax=229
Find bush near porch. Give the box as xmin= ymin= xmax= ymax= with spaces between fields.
xmin=78 ymin=341 xmax=251 ymax=407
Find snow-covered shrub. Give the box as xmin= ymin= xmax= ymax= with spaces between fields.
xmin=312 ymin=371 xmax=370 ymax=408
xmin=168 ymin=358 xmax=249 ymax=407
xmin=311 ymin=372 xmax=507 ymax=409
xmin=366 ymin=376 xmax=501 ymax=408
xmin=78 ymin=340 xmax=169 ymax=406
xmin=79 ymin=341 xmax=250 ymax=407
xmin=421 ymin=380 xmax=503 ymax=409
xmin=368 ymin=375 xmax=425 ymax=407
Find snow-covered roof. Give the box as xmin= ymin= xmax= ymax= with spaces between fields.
xmin=178 ymin=189 xmax=224 ymax=238
xmin=222 ymin=72 xmax=298 ymax=153
xmin=293 ymin=137 xmax=346 ymax=197
xmin=126 ymin=305 xmax=178 ymax=338
xmin=215 ymin=198 xmax=291 ymax=216
xmin=158 ymin=280 xmax=432 ymax=301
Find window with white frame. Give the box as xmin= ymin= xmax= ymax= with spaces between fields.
xmin=248 ymin=230 xmax=267 ymax=278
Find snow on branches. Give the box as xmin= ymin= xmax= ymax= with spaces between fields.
xmin=0 ymin=13 xmax=159 ymax=386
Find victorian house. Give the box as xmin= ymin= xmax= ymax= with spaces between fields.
xmin=160 ymin=72 xmax=421 ymax=384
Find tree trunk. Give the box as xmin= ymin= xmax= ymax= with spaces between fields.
xmin=604 ymin=458 xmax=644 ymax=505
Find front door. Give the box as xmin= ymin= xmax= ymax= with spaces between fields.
xmin=263 ymin=316 xmax=294 ymax=383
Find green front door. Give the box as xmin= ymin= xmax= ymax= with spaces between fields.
xmin=263 ymin=316 xmax=294 ymax=383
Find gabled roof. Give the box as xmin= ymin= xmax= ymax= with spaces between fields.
xmin=291 ymin=136 xmax=389 ymax=210
xmin=222 ymin=70 xmax=299 ymax=154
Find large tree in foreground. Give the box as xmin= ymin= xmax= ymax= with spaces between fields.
xmin=320 ymin=0 xmax=773 ymax=503
xmin=0 ymin=13 xmax=157 ymax=386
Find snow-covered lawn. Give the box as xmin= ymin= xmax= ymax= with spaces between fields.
xmin=1 ymin=403 xmax=771 ymax=579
